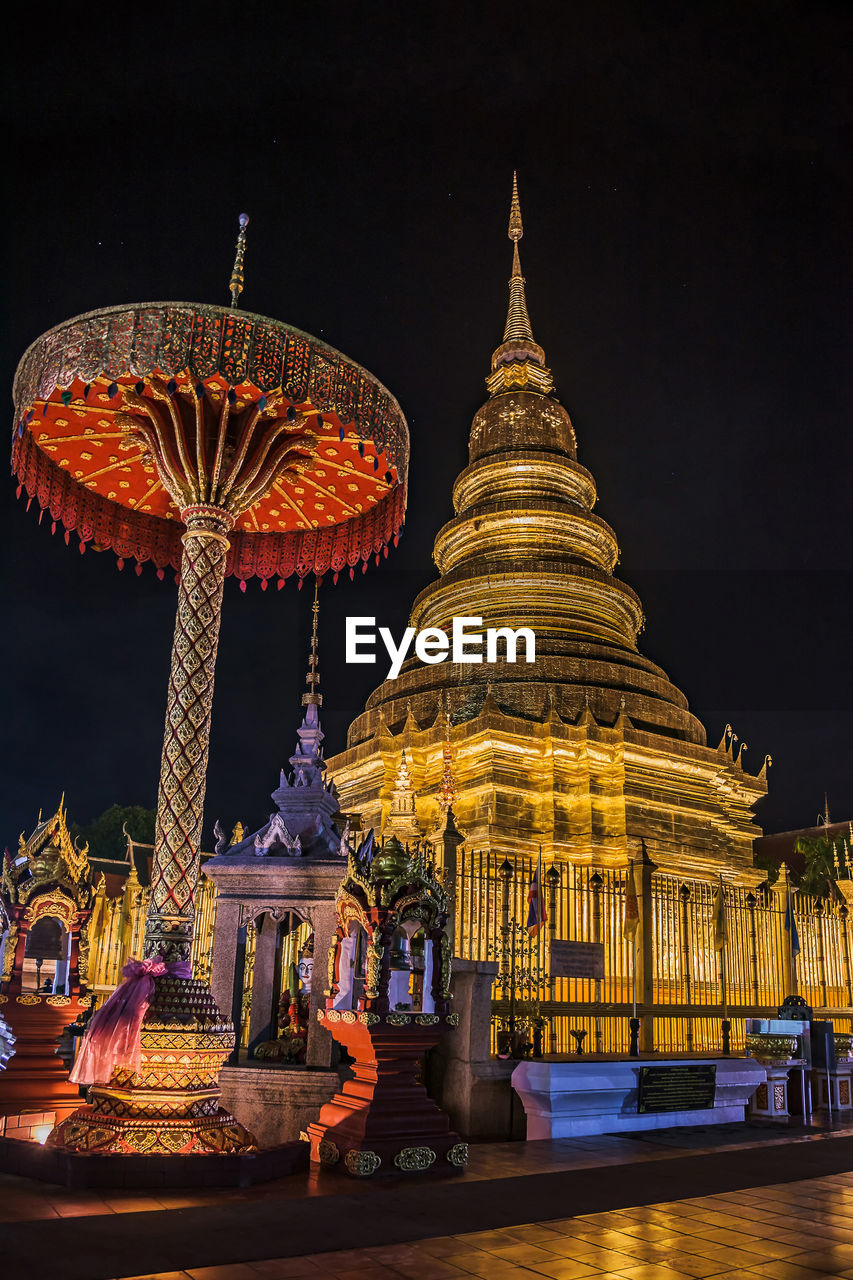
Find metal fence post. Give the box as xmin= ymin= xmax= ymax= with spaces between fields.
xmin=638 ymin=847 xmax=656 ymax=1052
xmin=680 ymin=883 xmax=693 ymax=1053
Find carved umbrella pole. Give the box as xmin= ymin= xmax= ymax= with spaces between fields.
xmin=123 ymin=377 xmax=317 ymax=967
xmin=11 ymin=219 xmax=409 ymax=1155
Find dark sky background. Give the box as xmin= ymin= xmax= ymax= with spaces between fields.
xmin=2 ymin=3 xmax=850 ymax=848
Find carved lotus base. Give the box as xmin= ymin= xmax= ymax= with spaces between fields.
xmin=48 ymin=1106 xmax=255 ymax=1154
xmin=48 ymin=974 xmax=256 ymax=1156
xmin=307 ymin=1012 xmax=464 ymax=1176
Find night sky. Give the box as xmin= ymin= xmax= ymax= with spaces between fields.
xmin=2 ymin=4 xmax=850 ymax=848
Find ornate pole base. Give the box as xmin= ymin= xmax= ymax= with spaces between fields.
xmin=49 ymin=971 xmax=255 ymax=1155
xmin=49 ymin=510 xmax=255 ymax=1158
xmin=307 ymin=1012 xmax=466 ymax=1177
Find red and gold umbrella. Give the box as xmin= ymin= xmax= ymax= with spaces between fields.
xmin=10 ymin=219 xmax=409 ymax=1154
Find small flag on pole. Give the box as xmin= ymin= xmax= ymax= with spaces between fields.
xmin=623 ymin=861 xmax=639 ymax=941
xmin=526 ymin=850 xmax=546 ymax=938
xmin=784 ymin=896 xmax=801 ymax=958
xmin=712 ymin=879 xmax=727 ymax=951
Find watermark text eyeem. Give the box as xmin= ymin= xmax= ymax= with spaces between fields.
xmin=346 ymin=616 xmax=535 ymax=680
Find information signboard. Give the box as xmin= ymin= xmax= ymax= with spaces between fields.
xmin=637 ymin=1064 xmax=717 ymax=1113
xmin=549 ymin=940 xmax=605 ymax=980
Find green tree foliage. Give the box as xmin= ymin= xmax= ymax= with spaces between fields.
xmin=753 ymin=851 xmax=780 ymax=887
xmin=795 ymin=834 xmax=848 ymax=901
xmin=71 ymin=804 xmax=155 ymax=863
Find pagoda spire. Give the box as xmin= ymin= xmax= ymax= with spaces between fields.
xmin=502 ymin=172 xmax=534 ymax=343
xmin=487 ymin=172 xmax=554 ymax=396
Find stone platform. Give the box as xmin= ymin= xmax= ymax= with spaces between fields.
xmin=512 ymin=1054 xmax=766 ymax=1139
xmin=3 ymin=1123 xmax=853 ymax=1280
xmin=0 ymin=1133 xmax=308 ymax=1188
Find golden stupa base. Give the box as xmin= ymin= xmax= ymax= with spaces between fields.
xmin=48 ymin=972 xmax=257 ymax=1156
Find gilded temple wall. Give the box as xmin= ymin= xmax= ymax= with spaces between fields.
xmin=328 ymin=706 xmax=765 ymax=882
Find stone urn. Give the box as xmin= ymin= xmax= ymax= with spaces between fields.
xmin=834 ymin=1032 xmax=853 ymax=1062
xmin=745 ymin=1033 xmax=800 ymax=1121
xmin=745 ymin=1033 xmax=798 ymax=1066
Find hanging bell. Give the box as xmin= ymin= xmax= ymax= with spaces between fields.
xmin=389 ymin=930 xmax=412 ymax=971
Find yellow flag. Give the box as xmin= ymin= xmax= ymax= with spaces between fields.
xmin=623 ymin=862 xmax=639 ymax=941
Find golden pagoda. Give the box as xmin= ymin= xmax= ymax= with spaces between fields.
xmin=327 ymin=176 xmax=767 ymax=880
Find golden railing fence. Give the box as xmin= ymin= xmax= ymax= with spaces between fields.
xmin=83 ymin=846 xmax=853 ymax=1056
xmin=85 ymin=866 xmax=217 ymax=1002
xmin=454 ymin=849 xmax=853 ymax=1055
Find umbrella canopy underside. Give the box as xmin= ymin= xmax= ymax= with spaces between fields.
xmin=11 ymin=303 xmax=409 ymax=583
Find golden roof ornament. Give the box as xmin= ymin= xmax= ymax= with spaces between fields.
xmin=487 ymin=171 xmax=554 ymax=397
xmin=384 ymin=750 xmax=422 ymax=842
xmin=4 ymin=800 xmax=91 ymax=907
xmin=437 ymin=707 xmax=458 ymax=813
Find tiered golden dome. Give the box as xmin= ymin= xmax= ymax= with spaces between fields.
xmin=345 ymin=174 xmax=706 ymax=748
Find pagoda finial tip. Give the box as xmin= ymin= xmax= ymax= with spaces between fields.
xmin=508 ymin=170 xmax=523 ymax=243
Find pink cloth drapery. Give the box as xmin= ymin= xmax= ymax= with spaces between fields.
xmin=70 ymin=957 xmax=191 ymax=1086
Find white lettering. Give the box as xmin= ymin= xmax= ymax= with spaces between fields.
xmin=345 ymin=617 xmax=376 ymax=664
xmin=486 ymin=626 xmax=536 ymax=664
xmin=415 ymin=628 xmax=450 ymax=664
xmin=345 ymin=616 xmax=538 ymax=677
xmin=379 ymin=626 xmax=416 ymax=680
xmin=453 ymin=616 xmax=484 ymax=664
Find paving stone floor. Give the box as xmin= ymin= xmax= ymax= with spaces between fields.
xmin=3 ymin=1125 xmax=853 ymax=1279
xmin=114 ymin=1173 xmax=853 ymax=1279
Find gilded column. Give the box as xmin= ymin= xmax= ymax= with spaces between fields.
xmin=145 ymin=507 xmax=233 ymax=963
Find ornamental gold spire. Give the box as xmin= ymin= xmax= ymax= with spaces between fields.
xmin=437 ymin=708 xmax=458 ymax=813
xmin=487 ymin=172 xmax=554 ymax=396
xmin=384 ymin=750 xmax=422 ymax=842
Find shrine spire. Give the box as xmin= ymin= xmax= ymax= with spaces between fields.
xmin=302 ymin=579 xmax=322 ymax=708
xmin=288 ymin=580 xmax=325 ymax=788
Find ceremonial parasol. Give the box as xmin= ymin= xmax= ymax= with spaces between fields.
xmin=10 ymin=218 xmax=409 ymax=1154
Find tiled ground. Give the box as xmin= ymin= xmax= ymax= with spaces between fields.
xmin=115 ymin=1172 xmax=853 ymax=1280
xmin=1 ymin=1124 xmax=847 ymax=1221
xmin=5 ymin=1127 xmax=853 ymax=1279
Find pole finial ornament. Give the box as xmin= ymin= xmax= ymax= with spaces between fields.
xmin=229 ymin=213 xmax=250 ymax=308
